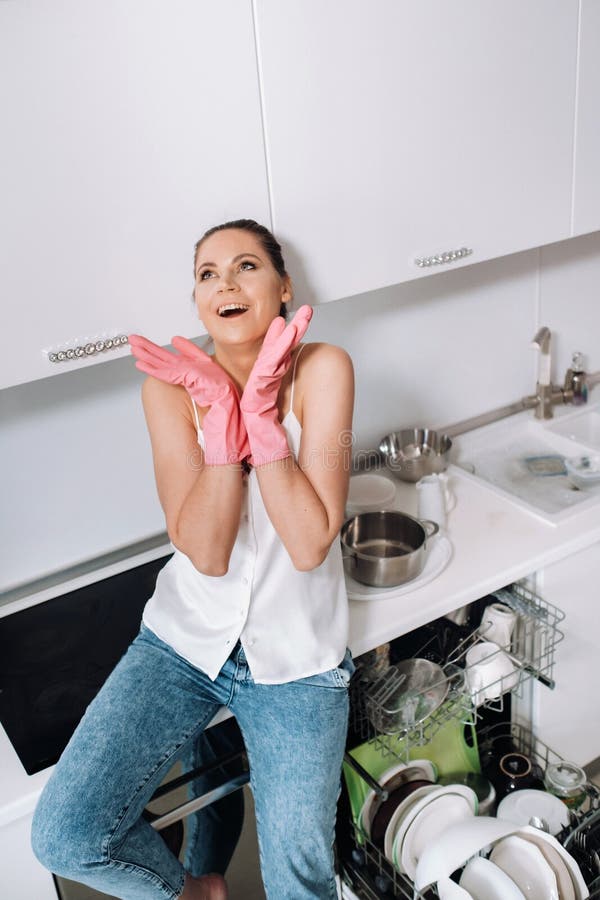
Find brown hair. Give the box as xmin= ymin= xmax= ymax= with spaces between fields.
xmin=193 ymin=219 xmax=290 ymax=319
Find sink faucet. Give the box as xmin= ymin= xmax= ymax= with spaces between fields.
xmin=531 ymin=326 xmax=555 ymax=419
xmin=435 ymin=330 xmax=600 ymax=443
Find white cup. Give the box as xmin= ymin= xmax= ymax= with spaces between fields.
xmin=416 ymin=473 xmax=456 ymax=530
xmin=477 ymin=602 xmax=516 ymax=649
xmin=465 ymin=641 xmax=519 ymax=706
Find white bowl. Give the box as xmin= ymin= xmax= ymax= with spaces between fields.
xmin=517 ymin=825 xmax=589 ymax=899
xmin=490 ymin=835 xmax=559 ymax=900
xmin=496 ymin=789 xmax=570 ymax=836
xmin=459 ymin=856 xmax=526 ymax=899
xmin=564 ymin=454 xmax=600 ymax=489
xmin=437 ymin=877 xmax=474 ymax=899
xmin=345 ymin=473 xmax=396 ymax=517
xmin=414 ymin=816 xmax=519 ymax=890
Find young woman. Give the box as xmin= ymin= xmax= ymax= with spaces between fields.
xmin=31 ymin=219 xmax=355 ymax=899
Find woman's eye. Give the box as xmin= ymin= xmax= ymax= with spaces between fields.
xmin=239 ymin=261 xmax=255 ymax=271
xmin=198 ymin=270 xmax=214 ymax=281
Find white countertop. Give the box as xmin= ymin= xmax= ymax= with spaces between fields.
xmin=347 ymin=464 xmax=600 ymax=657
xmin=3 ymin=449 xmax=600 ymax=826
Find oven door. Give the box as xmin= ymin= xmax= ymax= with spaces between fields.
xmin=0 ymin=552 xmax=249 ymax=900
xmin=0 ymin=554 xmax=172 ymax=775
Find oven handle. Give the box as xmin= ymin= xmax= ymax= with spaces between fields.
xmin=148 ymin=771 xmax=250 ymax=830
xmin=144 ymin=748 xmax=250 ymax=831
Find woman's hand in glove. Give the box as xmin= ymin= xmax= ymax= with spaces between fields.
xmin=128 ymin=333 xmax=249 ymax=465
xmin=240 ymin=305 xmax=313 ymax=466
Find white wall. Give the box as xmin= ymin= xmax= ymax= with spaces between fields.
xmin=2 ymin=232 xmax=600 ymax=592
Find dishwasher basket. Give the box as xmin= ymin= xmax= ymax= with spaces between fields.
xmin=340 ymin=724 xmax=599 ymax=898
xmin=349 ymin=581 xmax=565 ymax=763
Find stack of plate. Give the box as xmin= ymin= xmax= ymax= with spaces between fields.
xmin=414 ymin=819 xmax=589 ymax=899
xmin=357 ymin=759 xmax=478 ymax=881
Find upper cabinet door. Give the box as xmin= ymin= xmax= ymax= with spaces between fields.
xmin=0 ymin=0 xmax=270 ymax=389
xmin=573 ymin=0 xmax=600 ymax=236
xmin=255 ymin=0 xmax=578 ymax=305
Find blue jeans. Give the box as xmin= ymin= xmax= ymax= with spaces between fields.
xmin=31 ymin=624 xmax=354 ymax=899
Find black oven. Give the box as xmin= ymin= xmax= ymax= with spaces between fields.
xmin=0 ymin=554 xmax=172 ymax=775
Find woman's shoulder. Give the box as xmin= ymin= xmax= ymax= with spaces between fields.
xmin=291 ymin=343 xmax=354 ymax=423
xmin=295 ymin=342 xmax=354 ymax=387
xmin=297 ymin=341 xmax=353 ymax=372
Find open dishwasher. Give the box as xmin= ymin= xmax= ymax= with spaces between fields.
xmin=336 ymin=581 xmax=600 ymax=899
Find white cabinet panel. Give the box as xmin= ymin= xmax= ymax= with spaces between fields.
xmin=255 ymin=0 xmax=577 ymax=304
xmin=0 ymin=0 xmax=270 ymax=389
xmin=573 ymin=0 xmax=600 ymax=235
xmin=536 ymin=542 xmax=600 ymax=765
xmin=539 ymin=231 xmax=600 ymax=378
xmin=0 ymin=815 xmax=58 ymax=900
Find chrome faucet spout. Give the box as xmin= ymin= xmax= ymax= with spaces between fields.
xmin=530 ymin=326 xmax=554 ymax=418
xmin=532 ymin=326 xmax=551 ymax=354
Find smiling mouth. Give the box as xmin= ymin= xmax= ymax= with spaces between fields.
xmin=217 ymin=303 xmax=250 ymax=318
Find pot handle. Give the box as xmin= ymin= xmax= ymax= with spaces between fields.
xmin=421 ymin=519 xmax=439 ymax=539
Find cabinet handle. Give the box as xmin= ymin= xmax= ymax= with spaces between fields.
xmin=46 ymin=334 xmax=129 ymax=364
xmin=415 ymin=247 xmax=473 ymax=268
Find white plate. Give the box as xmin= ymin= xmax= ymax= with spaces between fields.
xmin=414 ymin=817 xmax=521 ymax=891
xmin=459 ymin=856 xmax=526 ymax=900
xmin=346 ymin=474 xmax=397 ymax=516
xmin=358 ymin=762 xmax=407 ymax=837
xmin=346 ymin=534 xmax=452 ymax=601
xmin=519 ymin=830 xmax=575 ymax=900
xmin=391 ymin=784 xmax=478 ymax=873
xmin=383 ymin=784 xmax=438 ymax=861
xmin=496 ymin=789 xmax=570 ymax=836
xmin=437 ymin=877 xmax=475 ymax=899
xmin=490 ymin=835 xmax=559 ymax=900
xmin=517 ymin=826 xmax=589 ymax=900
xmin=400 ymin=791 xmax=475 ymax=879
xmin=399 ymin=758 xmax=437 ymax=783
xmin=359 ymin=759 xmax=437 ymax=838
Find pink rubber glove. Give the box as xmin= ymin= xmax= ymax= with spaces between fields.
xmin=240 ymin=306 xmax=313 ymax=466
xmin=129 ymin=333 xmax=249 ymax=466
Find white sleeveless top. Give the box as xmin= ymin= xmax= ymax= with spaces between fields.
xmin=142 ymin=350 xmax=349 ymax=685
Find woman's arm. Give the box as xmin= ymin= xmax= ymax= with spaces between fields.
xmin=141 ymin=376 xmax=243 ymax=576
xmin=253 ymin=343 xmax=354 ymax=571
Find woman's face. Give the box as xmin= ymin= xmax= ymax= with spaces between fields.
xmin=193 ymin=229 xmax=291 ymax=346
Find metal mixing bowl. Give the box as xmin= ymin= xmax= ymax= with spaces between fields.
xmin=365 ymin=658 xmax=449 ymax=734
xmin=379 ymin=427 xmax=452 ymax=483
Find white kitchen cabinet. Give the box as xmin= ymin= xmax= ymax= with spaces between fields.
xmin=254 ymin=0 xmax=578 ymax=304
xmin=0 ymin=0 xmax=271 ymax=389
xmin=573 ymin=0 xmax=600 ymax=235
xmin=535 ymin=540 xmax=600 ymax=767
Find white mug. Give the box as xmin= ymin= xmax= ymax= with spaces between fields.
xmin=477 ymin=602 xmax=516 ymax=649
xmin=465 ymin=641 xmax=519 ymax=706
xmin=416 ymin=473 xmax=456 ymax=530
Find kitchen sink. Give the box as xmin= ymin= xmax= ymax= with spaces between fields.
xmin=450 ymin=403 xmax=600 ymax=525
xmin=544 ymin=404 xmax=600 ymax=448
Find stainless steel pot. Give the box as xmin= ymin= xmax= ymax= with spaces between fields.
xmin=340 ymin=510 xmax=439 ymax=588
xmin=379 ymin=428 xmax=452 ymax=483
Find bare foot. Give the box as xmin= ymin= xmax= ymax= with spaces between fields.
xmin=179 ymin=872 xmax=228 ymax=900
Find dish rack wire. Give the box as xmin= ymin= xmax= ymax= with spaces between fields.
xmin=340 ymin=722 xmax=600 ymax=900
xmin=349 ymin=581 xmax=565 ymax=762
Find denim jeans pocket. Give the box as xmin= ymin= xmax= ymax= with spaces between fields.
xmin=298 ymin=648 xmax=356 ymax=690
